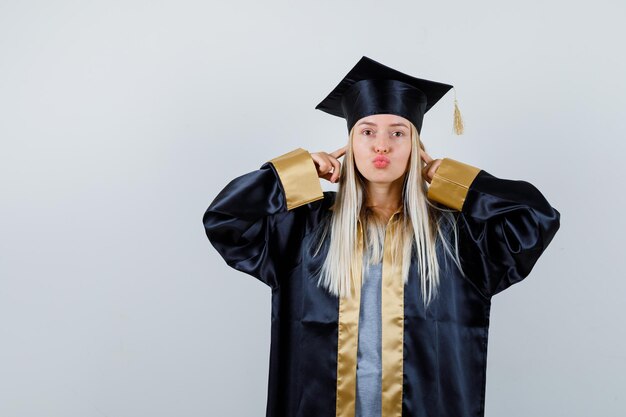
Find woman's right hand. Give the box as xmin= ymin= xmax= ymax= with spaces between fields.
xmin=311 ymin=146 xmax=346 ymax=183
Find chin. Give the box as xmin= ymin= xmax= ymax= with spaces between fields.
xmin=363 ymin=171 xmax=404 ymax=184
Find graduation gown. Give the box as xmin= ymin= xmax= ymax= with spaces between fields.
xmin=202 ymin=147 xmax=561 ymax=417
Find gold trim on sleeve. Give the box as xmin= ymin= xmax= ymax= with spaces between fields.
xmin=427 ymin=158 xmax=481 ymax=211
xmin=268 ymin=148 xmax=324 ymax=210
xmin=381 ymin=213 xmax=404 ymax=417
xmin=335 ymin=221 xmax=364 ymax=417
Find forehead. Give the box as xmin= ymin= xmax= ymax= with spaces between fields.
xmin=355 ymin=114 xmax=410 ymax=128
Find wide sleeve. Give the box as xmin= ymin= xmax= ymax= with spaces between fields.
xmin=427 ymin=158 xmax=561 ymax=298
xmin=202 ymin=147 xmax=326 ymax=289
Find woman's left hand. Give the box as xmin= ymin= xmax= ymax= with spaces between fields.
xmin=420 ymin=149 xmax=442 ymax=184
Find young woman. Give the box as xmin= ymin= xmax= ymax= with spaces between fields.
xmin=202 ymin=56 xmax=560 ymax=417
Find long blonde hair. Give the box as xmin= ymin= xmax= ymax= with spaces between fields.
xmin=311 ymin=122 xmax=463 ymax=309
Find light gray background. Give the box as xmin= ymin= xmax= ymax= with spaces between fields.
xmin=1 ymin=1 xmax=624 ymax=416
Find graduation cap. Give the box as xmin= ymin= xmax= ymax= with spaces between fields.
xmin=315 ymin=56 xmax=464 ymax=135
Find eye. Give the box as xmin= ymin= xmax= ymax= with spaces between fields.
xmin=362 ymin=129 xmax=373 ymax=136
xmin=392 ymin=131 xmax=405 ymax=137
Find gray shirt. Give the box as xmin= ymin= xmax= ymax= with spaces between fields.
xmin=355 ymin=250 xmax=383 ymax=417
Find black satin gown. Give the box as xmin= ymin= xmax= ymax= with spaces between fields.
xmin=202 ymin=148 xmax=560 ymax=417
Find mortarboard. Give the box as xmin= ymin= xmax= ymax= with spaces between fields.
xmin=315 ymin=55 xmax=464 ymax=135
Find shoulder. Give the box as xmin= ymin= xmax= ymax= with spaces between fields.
xmin=306 ymin=190 xmax=337 ymax=220
xmin=270 ymin=190 xmax=336 ymax=229
xmin=300 ymin=190 xmax=336 ymax=210
xmin=298 ymin=190 xmax=336 ymax=236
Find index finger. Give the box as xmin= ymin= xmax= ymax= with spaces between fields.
xmin=419 ymin=148 xmax=433 ymax=164
xmin=330 ymin=145 xmax=347 ymax=159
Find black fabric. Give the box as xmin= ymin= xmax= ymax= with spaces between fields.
xmin=202 ymin=162 xmax=561 ymax=417
xmin=315 ymin=56 xmax=454 ymax=133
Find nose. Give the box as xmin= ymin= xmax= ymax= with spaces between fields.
xmin=374 ymin=138 xmax=390 ymax=154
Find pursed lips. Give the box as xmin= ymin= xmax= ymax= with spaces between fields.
xmin=372 ymin=155 xmax=390 ymax=167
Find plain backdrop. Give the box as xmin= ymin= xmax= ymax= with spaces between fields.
xmin=1 ymin=1 xmax=625 ymax=416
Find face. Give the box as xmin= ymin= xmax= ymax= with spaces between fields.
xmin=351 ymin=114 xmax=412 ymax=185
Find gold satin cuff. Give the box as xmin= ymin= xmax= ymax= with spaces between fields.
xmin=268 ymin=148 xmax=324 ymax=210
xmin=427 ymin=158 xmax=481 ymax=211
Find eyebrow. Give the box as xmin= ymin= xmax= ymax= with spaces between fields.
xmin=357 ymin=121 xmax=409 ymax=128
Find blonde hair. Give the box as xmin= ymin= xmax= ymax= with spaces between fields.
xmin=311 ymin=122 xmax=464 ymax=309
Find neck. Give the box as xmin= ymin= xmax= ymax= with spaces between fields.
xmin=364 ymin=174 xmax=404 ymax=216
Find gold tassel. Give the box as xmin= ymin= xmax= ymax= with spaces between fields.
xmin=452 ymin=87 xmax=464 ymax=135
